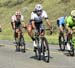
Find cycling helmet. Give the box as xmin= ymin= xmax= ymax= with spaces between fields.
xmin=71 ymin=10 xmax=75 ymax=20
xmin=35 ymin=4 xmax=43 ymax=11
xmin=71 ymin=10 xmax=75 ymax=16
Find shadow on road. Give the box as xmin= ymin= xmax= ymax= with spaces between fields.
xmin=64 ymin=52 xmax=75 ymax=57
xmin=30 ymin=55 xmax=53 ymax=61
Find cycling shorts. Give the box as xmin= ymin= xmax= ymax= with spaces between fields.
xmin=29 ymin=20 xmax=44 ymax=32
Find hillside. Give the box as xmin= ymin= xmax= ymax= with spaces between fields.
xmin=0 ymin=0 xmax=75 ymax=43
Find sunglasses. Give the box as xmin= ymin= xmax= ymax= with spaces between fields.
xmin=16 ymin=15 xmax=21 ymax=16
xmin=73 ymin=16 xmax=75 ymax=18
xmin=36 ymin=10 xmax=42 ymax=12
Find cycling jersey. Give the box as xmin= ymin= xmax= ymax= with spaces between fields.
xmin=31 ymin=10 xmax=48 ymax=24
xmin=11 ymin=15 xmax=24 ymax=27
xmin=65 ymin=16 xmax=75 ymax=28
xmin=57 ymin=16 xmax=65 ymax=27
xmin=30 ymin=10 xmax=48 ymax=31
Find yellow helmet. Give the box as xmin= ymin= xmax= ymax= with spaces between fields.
xmin=71 ymin=10 xmax=75 ymax=20
xmin=71 ymin=10 xmax=75 ymax=16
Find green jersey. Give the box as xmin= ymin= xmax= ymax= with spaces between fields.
xmin=65 ymin=16 xmax=75 ymax=28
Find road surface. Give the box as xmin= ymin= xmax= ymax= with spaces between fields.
xmin=0 ymin=40 xmax=75 ymax=68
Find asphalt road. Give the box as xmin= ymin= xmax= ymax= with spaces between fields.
xmin=0 ymin=40 xmax=75 ymax=68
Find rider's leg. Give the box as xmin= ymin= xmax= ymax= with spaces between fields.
xmin=67 ymin=28 xmax=72 ymax=41
xmin=11 ymin=22 xmax=16 ymax=42
xmin=39 ymin=24 xmax=45 ymax=36
xmin=59 ymin=25 xmax=65 ymax=46
xmin=27 ymin=24 xmax=37 ymax=52
xmin=40 ymin=29 xmax=45 ymax=36
xmin=11 ymin=22 xmax=14 ymax=30
xmin=15 ymin=28 xmax=20 ymax=41
xmin=27 ymin=24 xmax=35 ymax=41
xmin=59 ymin=25 xmax=64 ymax=37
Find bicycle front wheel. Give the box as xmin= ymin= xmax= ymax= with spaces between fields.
xmin=59 ymin=36 xmax=65 ymax=51
xmin=67 ymin=42 xmax=74 ymax=56
xmin=42 ymin=37 xmax=50 ymax=63
xmin=20 ymin=35 xmax=26 ymax=53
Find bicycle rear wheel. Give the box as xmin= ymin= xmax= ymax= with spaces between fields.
xmin=42 ymin=37 xmax=50 ymax=63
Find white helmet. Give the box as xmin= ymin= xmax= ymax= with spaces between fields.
xmin=35 ymin=4 xmax=43 ymax=11
xmin=15 ymin=11 xmax=21 ymax=15
xmin=71 ymin=10 xmax=75 ymax=16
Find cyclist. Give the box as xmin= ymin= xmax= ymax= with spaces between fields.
xmin=11 ymin=10 xmax=25 ymax=43
xmin=65 ymin=10 xmax=75 ymax=43
xmin=27 ymin=4 xmax=51 ymax=51
xmin=57 ymin=16 xmax=66 ymax=41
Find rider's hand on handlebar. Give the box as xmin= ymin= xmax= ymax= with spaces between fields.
xmin=49 ymin=26 xmax=53 ymax=35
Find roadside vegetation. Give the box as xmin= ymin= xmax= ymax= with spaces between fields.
xmin=0 ymin=0 xmax=75 ymax=44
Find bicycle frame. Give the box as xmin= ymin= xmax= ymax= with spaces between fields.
xmin=34 ymin=29 xmax=50 ymax=62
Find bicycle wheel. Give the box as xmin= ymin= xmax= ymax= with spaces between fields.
xmin=38 ymin=45 xmax=41 ymax=60
xmin=67 ymin=42 xmax=74 ymax=56
xmin=34 ymin=39 xmax=41 ymax=60
xmin=20 ymin=35 xmax=26 ymax=52
xmin=15 ymin=38 xmax=20 ymax=52
xmin=16 ymin=43 xmax=20 ymax=52
xmin=42 ymin=37 xmax=50 ymax=63
xmin=34 ymin=39 xmax=38 ymax=57
xmin=59 ymin=36 xmax=65 ymax=51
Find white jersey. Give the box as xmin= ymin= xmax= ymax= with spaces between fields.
xmin=31 ymin=10 xmax=48 ymax=23
xmin=11 ymin=15 xmax=24 ymax=23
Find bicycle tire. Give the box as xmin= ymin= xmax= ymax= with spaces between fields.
xmin=20 ymin=35 xmax=26 ymax=52
xmin=38 ymin=47 xmax=41 ymax=60
xmin=68 ymin=42 xmax=74 ymax=56
xmin=59 ymin=36 xmax=65 ymax=51
xmin=35 ymin=39 xmax=41 ymax=60
xmin=42 ymin=37 xmax=50 ymax=63
xmin=34 ymin=39 xmax=38 ymax=57
xmin=16 ymin=42 xmax=20 ymax=52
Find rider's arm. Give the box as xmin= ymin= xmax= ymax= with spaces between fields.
xmin=13 ymin=22 xmax=15 ymax=30
xmin=11 ymin=16 xmax=15 ymax=30
xmin=42 ymin=10 xmax=51 ymax=28
xmin=31 ymin=20 xmax=35 ymax=29
xmin=31 ymin=12 xmax=36 ymax=29
xmin=65 ymin=19 xmax=71 ymax=33
xmin=66 ymin=24 xmax=72 ymax=34
xmin=65 ymin=17 xmax=71 ymax=33
xmin=45 ymin=18 xmax=51 ymax=28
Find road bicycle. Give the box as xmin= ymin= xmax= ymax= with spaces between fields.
xmin=34 ymin=29 xmax=50 ymax=62
xmin=15 ymin=28 xmax=26 ymax=53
